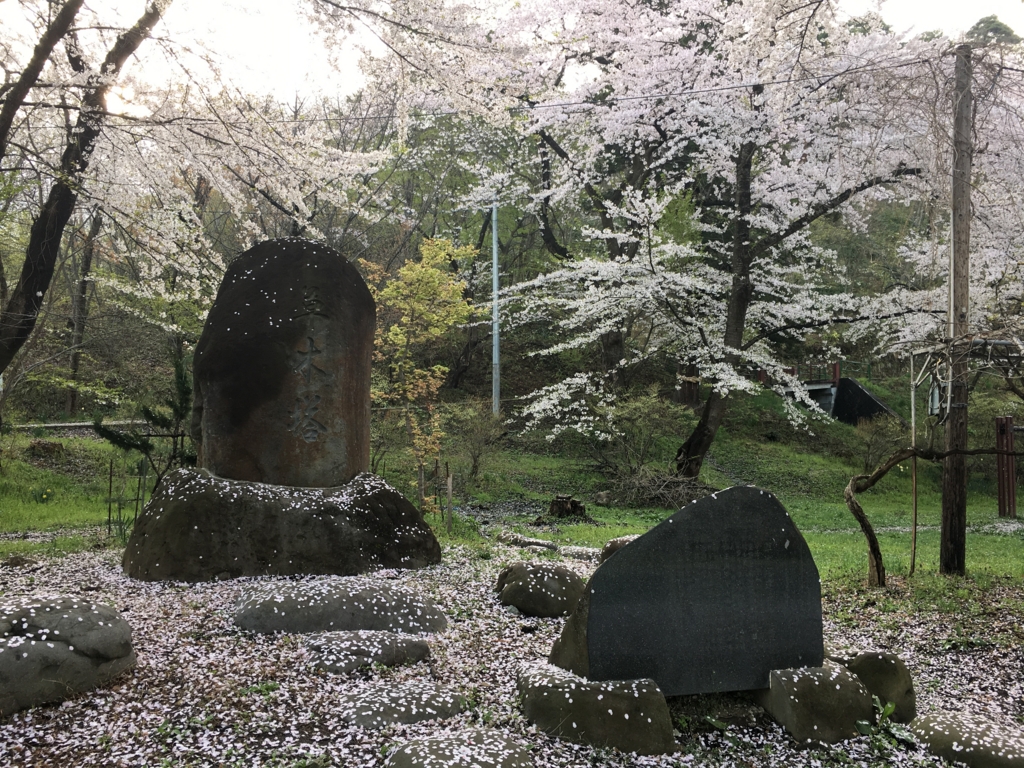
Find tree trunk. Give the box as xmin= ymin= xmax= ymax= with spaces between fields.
xmin=600 ymin=329 xmax=626 ymax=389
xmin=844 ymin=477 xmax=887 ymax=587
xmin=674 ymin=362 xmax=701 ymax=407
xmin=676 ymin=390 xmax=728 ymax=477
xmin=65 ymin=211 xmax=102 ymax=414
xmin=676 ymin=137 xmax=757 ymax=476
xmin=0 ymin=0 xmax=86 ymax=165
xmin=941 ymin=44 xmax=972 ymax=577
xmin=0 ymin=0 xmax=171 ymax=375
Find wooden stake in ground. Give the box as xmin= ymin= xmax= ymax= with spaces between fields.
xmin=446 ymin=465 xmax=453 ymax=535
xmin=942 ymin=44 xmax=972 ymax=577
xmin=996 ymin=417 xmax=1016 ymax=518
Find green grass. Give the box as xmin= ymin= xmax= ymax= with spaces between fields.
xmin=0 ymin=460 xmax=109 ymax=530
xmin=1 ymin=407 xmax=1021 ymax=594
xmin=0 ymin=534 xmax=110 ymax=560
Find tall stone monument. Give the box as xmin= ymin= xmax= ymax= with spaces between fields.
xmin=123 ymin=238 xmax=442 ymax=582
xmin=191 ymin=238 xmax=374 ymax=486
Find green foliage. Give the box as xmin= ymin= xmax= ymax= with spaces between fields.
xmin=240 ymin=681 xmax=281 ymax=700
xmin=30 ymin=486 xmax=54 ymax=504
xmin=592 ymin=390 xmax=695 ymax=476
xmin=856 ymin=415 xmax=908 ymax=474
xmin=966 ymin=15 xmax=1021 ymax=46
xmin=443 ymin=400 xmax=505 ymax=480
xmin=93 ymin=353 xmax=195 ymax=488
xmin=363 ymin=239 xmax=477 ymax=503
xmin=0 ymin=435 xmax=118 ymax=531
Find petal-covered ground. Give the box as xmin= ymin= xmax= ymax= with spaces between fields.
xmin=1 ymin=543 xmax=1021 ymax=768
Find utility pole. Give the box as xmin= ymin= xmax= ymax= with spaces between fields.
xmin=492 ymin=194 xmax=500 ymax=414
xmin=941 ymin=44 xmax=972 ymax=576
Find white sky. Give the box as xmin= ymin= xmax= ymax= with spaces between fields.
xmin=841 ymin=0 xmax=1024 ymax=38
xmin=162 ymin=0 xmax=1024 ymax=101
xmin=5 ymin=0 xmax=1024 ymax=103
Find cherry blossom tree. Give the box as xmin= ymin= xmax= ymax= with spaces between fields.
xmin=448 ymin=0 xmax=941 ymax=476
xmin=0 ymin=0 xmax=173 ymax=374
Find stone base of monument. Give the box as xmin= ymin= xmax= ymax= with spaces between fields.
xmin=336 ymin=681 xmax=465 ymax=728
xmin=911 ymin=710 xmax=1024 ymax=768
xmin=385 ymin=728 xmax=533 ymax=768
xmin=305 ymin=630 xmax=431 ymax=674
xmin=517 ymin=661 xmax=676 ymax=755
xmin=123 ymin=468 xmax=441 ymax=582
xmin=845 ymin=651 xmax=916 ymax=723
xmin=752 ymin=660 xmax=874 ymax=744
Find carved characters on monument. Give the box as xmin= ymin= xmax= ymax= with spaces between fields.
xmin=190 ymin=238 xmax=375 ymax=487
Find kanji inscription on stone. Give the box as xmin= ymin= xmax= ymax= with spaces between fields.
xmin=191 ymin=238 xmax=375 ymax=487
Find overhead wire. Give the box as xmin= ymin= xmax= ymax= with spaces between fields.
xmin=87 ymin=54 xmax=967 ymax=129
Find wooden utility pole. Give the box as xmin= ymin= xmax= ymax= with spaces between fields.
xmin=941 ymin=44 xmax=972 ymax=576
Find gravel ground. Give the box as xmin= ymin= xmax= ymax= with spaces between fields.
xmin=1 ymin=542 xmax=1022 ymax=768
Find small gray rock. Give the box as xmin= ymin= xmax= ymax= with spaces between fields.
xmin=496 ymin=531 xmax=558 ymax=551
xmin=233 ymin=578 xmax=447 ymax=634
xmin=753 ymin=660 xmax=874 ymax=744
xmin=305 ymin=630 xmax=430 ymax=673
xmin=912 ymin=710 xmax=1024 ymax=768
xmin=0 ymin=597 xmax=135 ymax=716
xmin=496 ymin=562 xmax=585 ymax=618
xmin=386 ymin=728 xmax=533 ymax=768
xmin=517 ymin=661 xmax=675 ymax=755
xmin=338 ymin=681 xmax=465 ymax=728
xmin=559 ymin=546 xmax=601 ymax=563
xmin=823 ymin=643 xmax=866 ymax=668
xmin=846 ymin=651 xmax=916 ymax=723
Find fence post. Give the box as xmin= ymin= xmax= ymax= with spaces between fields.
xmin=107 ymin=458 xmax=113 ymax=536
xmin=996 ymin=416 xmax=1016 ymax=519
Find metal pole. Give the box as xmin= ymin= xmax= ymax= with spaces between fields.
xmin=492 ymin=194 xmax=500 ymax=414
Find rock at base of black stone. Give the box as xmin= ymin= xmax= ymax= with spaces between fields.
xmin=911 ymin=711 xmax=1024 ymax=768
xmin=123 ymin=468 xmax=441 ymax=582
xmin=517 ymin=661 xmax=676 ymax=756
xmin=495 ymin=562 xmax=585 ymax=618
xmin=338 ymin=681 xmax=465 ymax=728
xmin=549 ymin=589 xmax=590 ymax=678
xmin=0 ymin=597 xmax=135 ymax=716
xmin=753 ymin=660 xmax=873 ymax=744
xmin=598 ymin=536 xmax=638 ymax=564
xmin=385 ymin=728 xmax=533 ymax=768
xmin=305 ymin=630 xmax=430 ymax=673
xmin=233 ymin=579 xmax=447 ymax=635
xmin=846 ymin=651 xmax=916 ymax=724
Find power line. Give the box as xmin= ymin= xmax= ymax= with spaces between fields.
xmin=94 ymin=55 xmax=945 ymax=129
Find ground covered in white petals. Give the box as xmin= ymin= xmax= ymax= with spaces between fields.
xmin=1 ymin=544 xmax=1022 ymax=767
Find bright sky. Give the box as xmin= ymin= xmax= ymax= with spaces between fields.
xmin=5 ymin=0 xmax=1024 ymax=103
xmin=157 ymin=0 xmax=358 ymax=101
xmin=841 ymin=0 xmax=1024 ymax=37
xmin=165 ymin=0 xmax=1024 ymax=101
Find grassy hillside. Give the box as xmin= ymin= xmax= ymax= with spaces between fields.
xmin=2 ymin=384 xmax=1022 ymax=582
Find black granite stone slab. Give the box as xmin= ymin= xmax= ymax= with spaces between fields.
xmin=552 ymin=485 xmax=823 ymax=696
